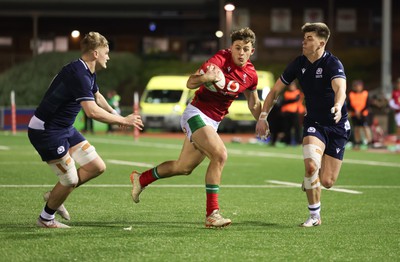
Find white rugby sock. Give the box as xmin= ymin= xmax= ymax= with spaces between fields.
xmin=308 ymin=202 xmax=321 ymax=218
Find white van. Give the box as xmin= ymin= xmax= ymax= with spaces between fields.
xmin=140 ymin=75 xmax=195 ymax=131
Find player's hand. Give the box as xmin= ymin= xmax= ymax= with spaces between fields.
xmin=124 ymin=114 xmax=144 ymax=130
xmin=330 ymin=104 xmax=342 ymax=123
xmin=256 ymin=112 xmax=270 ymax=140
xmin=256 ymin=120 xmax=270 ymax=140
xmin=203 ymin=64 xmax=221 ymax=83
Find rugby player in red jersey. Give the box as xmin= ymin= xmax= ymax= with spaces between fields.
xmin=130 ymin=27 xmax=262 ymax=228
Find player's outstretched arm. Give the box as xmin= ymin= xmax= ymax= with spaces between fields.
xmin=244 ymin=89 xmax=262 ymax=120
xmin=81 ymin=100 xmax=143 ymax=129
xmin=331 ymin=77 xmax=347 ymax=123
xmin=255 ymin=78 xmax=286 ymax=139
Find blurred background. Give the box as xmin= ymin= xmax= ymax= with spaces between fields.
xmin=0 ymin=0 xmax=398 ymax=139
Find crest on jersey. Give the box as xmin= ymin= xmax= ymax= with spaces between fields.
xmin=307 ymin=127 xmax=316 ymax=133
xmin=57 ymin=146 xmax=65 ymax=155
xmin=315 ymin=68 xmax=323 ymax=78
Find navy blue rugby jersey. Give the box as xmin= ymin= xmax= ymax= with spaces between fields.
xmin=34 ymin=59 xmax=98 ymax=129
xmin=280 ymin=51 xmax=347 ymax=126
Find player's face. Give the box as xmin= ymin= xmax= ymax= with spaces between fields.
xmin=230 ymin=40 xmax=254 ymax=67
xmin=95 ymin=46 xmax=110 ymax=70
xmin=302 ymin=32 xmax=323 ymax=57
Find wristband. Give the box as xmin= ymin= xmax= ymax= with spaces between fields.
xmin=259 ymin=112 xmax=268 ymax=120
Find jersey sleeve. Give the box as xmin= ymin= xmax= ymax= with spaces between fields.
xmin=73 ymin=73 xmax=96 ymax=103
xmin=280 ymin=58 xmax=298 ymax=85
xmin=327 ymin=57 xmax=346 ymax=81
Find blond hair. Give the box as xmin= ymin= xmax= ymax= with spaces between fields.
xmin=80 ymin=32 xmax=109 ymax=54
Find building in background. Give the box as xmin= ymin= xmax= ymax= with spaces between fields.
xmin=0 ymin=0 xmax=399 ymax=89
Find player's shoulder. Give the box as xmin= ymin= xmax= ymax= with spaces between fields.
xmin=324 ymin=51 xmax=344 ymax=66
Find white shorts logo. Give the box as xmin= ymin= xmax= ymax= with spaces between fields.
xmin=307 ymin=127 xmax=316 ymax=133
xmin=57 ymin=146 xmax=65 ymax=155
xmin=344 ymin=120 xmax=351 ymax=131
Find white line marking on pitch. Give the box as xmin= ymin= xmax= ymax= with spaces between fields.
xmin=267 ymin=180 xmax=363 ymax=194
xmin=89 ymin=138 xmax=400 ymax=168
xmin=107 ymin=159 xmax=153 ymax=168
xmin=0 ymin=145 xmax=10 ymax=150
xmin=0 ymin=184 xmax=294 ymax=188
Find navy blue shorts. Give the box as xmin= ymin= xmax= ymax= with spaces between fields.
xmin=28 ymin=126 xmax=85 ymax=162
xmin=302 ymin=118 xmax=351 ymax=160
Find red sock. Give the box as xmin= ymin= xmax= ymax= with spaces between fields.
xmin=206 ymin=193 xmax=219 ymax=216
xmin=139 ymin=168 xmax=158 ymax=187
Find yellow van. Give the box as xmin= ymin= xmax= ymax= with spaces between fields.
xmin=220 ymin=70 xmax=275 ymax=132
xmin=140 ymin=75 xmax=195 ymax=131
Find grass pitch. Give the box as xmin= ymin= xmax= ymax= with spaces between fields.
xmin=0 ymin=131 xmax=399 ymax=261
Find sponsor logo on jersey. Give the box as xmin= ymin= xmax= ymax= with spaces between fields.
xmin=307 ymin=127 xmax=316 ymax=133
xmin=57 ymin=146 xmax=65 ymax=155
xmin=336 ymin=148 xmax=341 ymax=154
xmin=243 ymin=73 xmax=247 ymax=83
xmin=302 ymin=68 xmax=306 ymax=74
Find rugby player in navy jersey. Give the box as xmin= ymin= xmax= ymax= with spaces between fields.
xmin=256 ymin=23 xmax=351 ymax=227
xmin=28 ymin=32 xmax=143 ymax=228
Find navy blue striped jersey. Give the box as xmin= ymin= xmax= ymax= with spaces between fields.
xmin=280 ymin=51 xmax=347 ymax=126
xmin=34 ymin=59 xmax=98 ymax=129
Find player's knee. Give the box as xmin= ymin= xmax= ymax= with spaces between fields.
xmin=303 ymin=144 xmax=322 ymax=177
xmin=304 ymin=161 xmax=319 ymax=177
xmin=90 ymin=160 xmax=107 ymax=178
xmin=320 ymin=176 xmax=335 ymax=189
xmin=49 ymin=157 xmax=78 ymax=187
xmin=96 ymin=162 xmax=107 ymax=175
xmin=214 ymin=148 xmax=228 ymax=166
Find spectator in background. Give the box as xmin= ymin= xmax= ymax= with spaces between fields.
xmin=280 ymin=81 xmax=302 ymax=145
xmin=107 ymin=90 xmax=121 ymax=133
xmin=347 ymin=80 xmax=372 ymax=149
xmin=389 ymin=77 xmax=400 ymax=151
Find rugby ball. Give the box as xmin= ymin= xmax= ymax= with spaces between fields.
xmin=200 ymin=63 xmax=225 ymax=92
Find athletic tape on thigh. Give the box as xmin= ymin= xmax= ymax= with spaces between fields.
xmin=303 ymin=144 xmax=322 ymax=169
xmin=49 ymin=156 xmax=78 ymax=186
xmin=71 ymin=142 xmax=98 ymax=166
